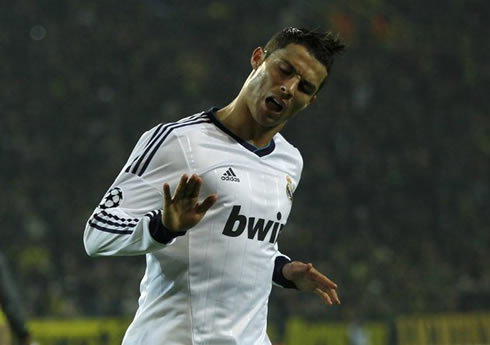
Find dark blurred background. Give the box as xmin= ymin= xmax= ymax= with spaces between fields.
xmin=1 ymin=0 xmax=488 ymax=332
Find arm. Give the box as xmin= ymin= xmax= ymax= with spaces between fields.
xmin=84 ymin=126 xmax=216 ymax=257
xmin=83 ymin=173 xmax=177 ymax=257
xmin=84 ymin=173 xmax=217 ymax=256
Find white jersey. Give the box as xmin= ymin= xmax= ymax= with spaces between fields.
xmin=84 ymin=108 xmax=303 ymax=345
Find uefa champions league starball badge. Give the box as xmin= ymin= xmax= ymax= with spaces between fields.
xmin=99 ymin=187 xmax=123 ymax=209
xmin=286 ymin=176 xmax=294 ymax=201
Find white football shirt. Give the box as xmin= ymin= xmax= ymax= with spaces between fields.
xmin=84 ymin=108 xmax=303 ymax=345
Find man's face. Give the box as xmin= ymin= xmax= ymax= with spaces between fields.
xmin=245 ymin=43 xmax=327 ymax=129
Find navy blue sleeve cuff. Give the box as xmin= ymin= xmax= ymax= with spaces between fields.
xmin=273 ymin=256 xmax=297 ymax=289
xmin=149 ymin=211 xmax=186 ymax=244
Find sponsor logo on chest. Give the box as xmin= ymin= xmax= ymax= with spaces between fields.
xmin=222 ymin=205 xmax=284 ymax=243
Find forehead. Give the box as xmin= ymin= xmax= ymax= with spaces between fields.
xmin=270 ymin=43 xmax=327 ymax=87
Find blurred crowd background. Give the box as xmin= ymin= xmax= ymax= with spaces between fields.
xmin=1 ymin=0 xmax=488 ymax=334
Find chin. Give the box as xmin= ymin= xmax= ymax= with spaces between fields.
xmin=260 ymin=116 xmax=283 ymax=130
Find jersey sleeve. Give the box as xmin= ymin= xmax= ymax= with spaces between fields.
xmin=84 ymin=125 xmax=190 ymax=257
xmin=272 ymin=249 xmax=297 ymax=289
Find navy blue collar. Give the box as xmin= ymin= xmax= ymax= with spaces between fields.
xmin=205 ymin=107 xmax=276 ymax=157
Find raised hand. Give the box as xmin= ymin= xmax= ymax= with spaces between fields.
xmin=162 ymin=174 xmax=218 ymax=233
xmin=282 ymin=261 xmax=341 ymax=305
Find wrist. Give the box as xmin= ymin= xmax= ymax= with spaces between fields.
xmin=150 ymin=211 xmax=186 ymax=244
xmin=280 ymin=262 xmax=289 ymax=279
xmin=162 ymin=219 xmax=178 ymax=233
xmin=273 ymin=257 xmax=297 ymax=289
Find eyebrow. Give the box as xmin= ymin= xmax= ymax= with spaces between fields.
xmin=280 ymin=59 xmax=317 ymax=94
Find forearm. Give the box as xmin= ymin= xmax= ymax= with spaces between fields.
xmin=84 ymin=209 xmax=185 ymax=256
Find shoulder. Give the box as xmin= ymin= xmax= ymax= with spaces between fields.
xmin=125 ymin=112 xmax=212 ymax=177
xmin=273 ymin=133 xmax=303 ymax=165
xmin=270 ymin=133 xmax=304 ymax=181
xmin=143 ymin=112 xmax=215 ymax=152
xmin=149 ymin=112 xmax=213 ymax=142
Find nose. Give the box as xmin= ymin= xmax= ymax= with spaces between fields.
xmin=280 ymin=78 xmax=299 ymax=99
xmin=280 ymin=85 xmax=293 ymax=100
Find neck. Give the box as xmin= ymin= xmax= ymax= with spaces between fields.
xmin=216 ymin=96 xmax=283 ymax=148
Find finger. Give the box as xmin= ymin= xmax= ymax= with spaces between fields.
xmin=314 ymin=287 xmax=333 ymax=305
xmin=196 ymin=194 xmax=218 ymax=214
xmin=319 ymin=276 xmax=338 ymax=290
xmin=163 ymin=183 xmax=172 ymax=206
xmin=329 ymin=288 xmax=341 ymax=305
xmin=315 ymin=282 xmax=341 ymax=305
xmin=186 ymin=174 xmax=202 ymax=198
xmin=173 ymin=174 xmax=189 ymax=199
xmin=309 ymin=269 xmax=338 ymax=290
xmin=323 ymin=287 xmax=341 ymax=305
xmin=317 ymin=284 xmax=341 ymax=305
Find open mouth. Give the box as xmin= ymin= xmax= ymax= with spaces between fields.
xmin=265 ymin=96 xmax=284 ymax=113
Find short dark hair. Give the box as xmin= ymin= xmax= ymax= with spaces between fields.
xmin=264 ymin=27 xmax=345 ymax=87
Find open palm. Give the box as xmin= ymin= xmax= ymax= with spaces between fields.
xmin=162 ymin=174 xmax=217 ymax=233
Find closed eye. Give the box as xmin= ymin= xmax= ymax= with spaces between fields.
xmin=279 ymin=66 xmax=293 ymax=75
xmin=278 ymin=60 xmax=316 ymax=95
xmin=299 ymin=81 xmax=315 ymax=95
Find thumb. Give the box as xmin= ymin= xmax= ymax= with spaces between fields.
xmin=196 ymin=194 xmax=218 ymax=214
xmin=301 ymin=263 xmax=313 ymax=274
xmin=286 ymin=261 xmax=312 ymax=279
xmin=296 ymin=262 xmax=313 ymax=273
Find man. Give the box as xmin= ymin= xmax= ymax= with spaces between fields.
xmin=84 ymin=27 xmax=345 ymax=344
xmin=0 ymin=252 xmax=31 ymax=345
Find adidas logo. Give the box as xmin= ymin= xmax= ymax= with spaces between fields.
xmin=221 ymin=168 xmax=240 ymax=182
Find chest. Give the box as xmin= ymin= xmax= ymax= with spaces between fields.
xmin=184 ymin=137 xmax=295 ymax=228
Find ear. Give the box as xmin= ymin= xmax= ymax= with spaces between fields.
xmin=250 ymin=47 xmax=266 ymax=70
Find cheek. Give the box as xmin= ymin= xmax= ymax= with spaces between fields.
xmin=290 ymin=99 xmax=309 ymax=113
xmin=246 ymin=76 xmax=261 ymax=98
xmin=284 ymin=99 xmax=309 ymax=120
xmin=251 ymin=69 xmax=274 ymax=93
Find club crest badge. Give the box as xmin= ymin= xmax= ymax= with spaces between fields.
xmin=286 ymin=176 xmax=294 ymax=201
xmin=99 ymin=187 xmax=123 ymax=209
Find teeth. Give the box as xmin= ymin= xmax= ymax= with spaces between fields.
xmin=266 ymin=96 xmax=283 ymax=112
